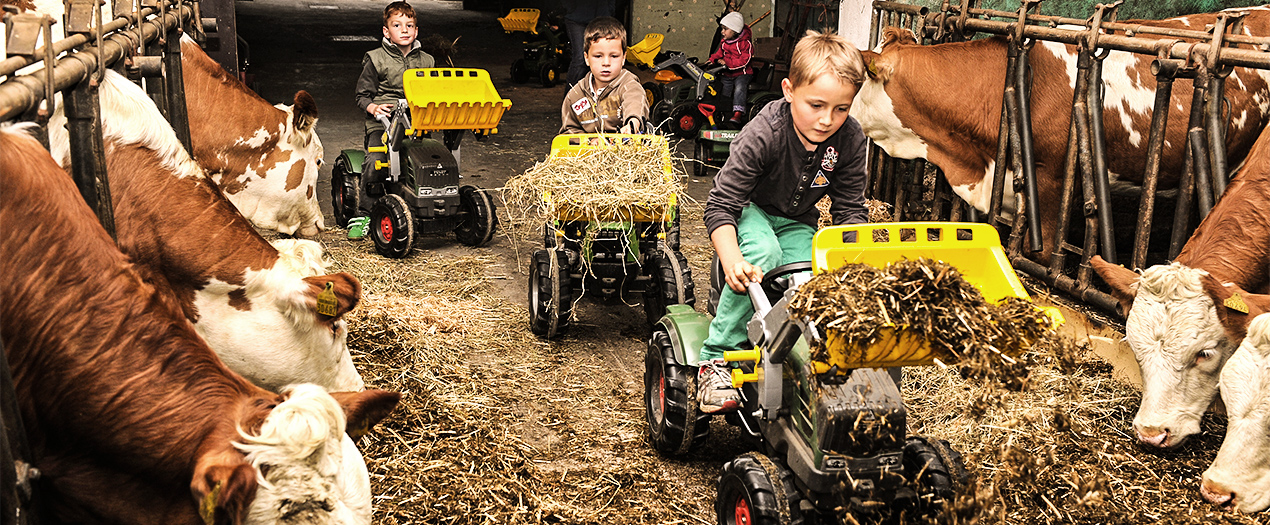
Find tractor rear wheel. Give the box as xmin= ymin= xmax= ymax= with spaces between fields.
xmin=331 ymin=155 xmax=360 ymax=228
xmin=370 ymin=194 xmax=414 ymax=259
xmin=669 ymin=103 xmax=702 ymax=139
xmin=748 ymin=93 xmax=782 ymax=122
xmin=716 ymin=452 xmax=803 ymax=525
xmin=644 ymin=243 xmax=694 ymax=327
xmin=643 ymin=81 xmax=663 ymax=109
xmin=454 ymin=185 xmax=497 ymax=246
xmin=528 ymin=249 xmax=572 ymax=338
xmin=644 ymin=329 xmax=710 ymax=456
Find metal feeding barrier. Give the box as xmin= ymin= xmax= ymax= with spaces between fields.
xmin=864 ymin=0 xmax=1270 ymax=316
xmin=1 ymin=2 xmax=202 ymax=521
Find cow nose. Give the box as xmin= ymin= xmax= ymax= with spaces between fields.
xmin=1200 ymin=478 xmax=1234 ymax=507
xmin=1135 ymin=425 xmax=1170 ymax=448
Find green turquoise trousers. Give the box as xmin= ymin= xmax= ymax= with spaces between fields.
xmin=700 ymin=204 xmax=814 ymax=362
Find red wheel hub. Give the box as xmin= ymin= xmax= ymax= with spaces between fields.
xmin=379 ymin=215 xmax=393 ymax=239
xmin=678 ymin=114 xmax=696 ymax=131
xmin=734 ymin=496 xmax=752 ymax=525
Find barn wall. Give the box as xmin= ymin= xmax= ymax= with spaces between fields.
xmin=630 ymin=0 xmax=775 ymax=62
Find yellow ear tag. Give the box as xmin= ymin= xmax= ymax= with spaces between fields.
xmin=317 ymin=282 xmax=338 ymax=317
xmin=1226 ymin=293 xmax=1250 ymax=314
xmin=200 ymin=482 xmax=223 ymax=525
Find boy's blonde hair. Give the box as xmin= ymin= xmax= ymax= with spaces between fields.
xmin=584 ymin=16 xmax=627 ymax=52
xmin=383 ymin=1 xmax=416 ymax=25
xmin=787 ymin=30 xmax=865 ymax=89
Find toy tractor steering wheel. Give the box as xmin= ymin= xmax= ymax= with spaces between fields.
xmin=760 ymin=261 xmax=813 ymax=300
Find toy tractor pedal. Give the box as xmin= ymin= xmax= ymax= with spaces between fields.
xmin=331 ymin=68 xmax=510 ymax=258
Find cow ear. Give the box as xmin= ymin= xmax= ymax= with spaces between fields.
xmin=292 ymin=90 xmax=318 ymax=133
xmin=191 ymin=459 xmax=257 ymax=525
xmin=302 ymin=272 xmax=362 ymax=322
xmin=1089 ymin=256 xmax=1138 ymax=316
xmin=328 ymin=389 xmax=401 ymax=440
xmin=1201 ymin=274 xmax=1253 ymax=341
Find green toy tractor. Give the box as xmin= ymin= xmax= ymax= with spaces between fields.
xmin=645 ymin=222 xmax=1061 ymax=523
xmin=331 ymin=68 xmax=509 ymax=258
xmin=500 ymin=8 xmax=570 ymax=87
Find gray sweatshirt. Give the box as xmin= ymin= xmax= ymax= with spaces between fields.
xmin=704 ymin=99 xmax=869 ymax=236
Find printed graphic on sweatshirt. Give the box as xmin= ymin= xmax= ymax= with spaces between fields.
xmin=572 ymin=98 xmax=593 ymax=115
xmin=811 ymin=171 xmax=830 ymax=188
xmin=822 ymin=146 xmax=838 ymax=171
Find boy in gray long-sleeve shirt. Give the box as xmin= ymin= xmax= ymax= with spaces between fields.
xmin=697 ymin=31 xmax=870 ymax=414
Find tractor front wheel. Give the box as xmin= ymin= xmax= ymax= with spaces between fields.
xmin=370 ymin=194 xmax=414 ymax=259
xmin=454 ymin=185 xmax=497 ymax=246
xmin=669 ymin=103 xmax=701 ymax=139
xmin=540 ymin=63 xmax=558 ymax=87
xmin=511 ymin=58 xmax=531 ymax=84
xmin=528 ymin=249 xmax=573 ymax=338
xmin=644 ymin=329 xmax=709 ymax=455
xmin=716 ymin=452 xmax=803 ymax=525
xmin=331 ymin=155 xmax=361 ymax=228
xmin=899 ymin=436 xmax=968 ymax=520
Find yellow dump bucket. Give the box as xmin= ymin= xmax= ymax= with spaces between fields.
xmin=498 ymin=8 xmax=540 ymax=34
xmin=546 ymin=134 xmax=676 ymax=222
xmin=403 ymin=68 xmax=512 ymax=135
xmin=809 ymin=222 xmax=1063 ymax=369
xmin=627 ymin=33 xmax=664 ymax=68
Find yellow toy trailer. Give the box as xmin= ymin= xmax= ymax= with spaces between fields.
xmin=528 ymin=134 xmax=694 ymax=338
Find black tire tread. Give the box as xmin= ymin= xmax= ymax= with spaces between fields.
xmin=715 ymin=452 xmax=803 ymax=525
xmin=370 ymin=194 xmax=414 ymax=259
xmin=644 ymin=330 xmax=710 ymax=456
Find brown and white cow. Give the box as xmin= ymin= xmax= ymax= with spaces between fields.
xmin=47 ymin=68 xmax=364 ymax=393
xmin=854 ymin=7 xmax=1270 ymax=261
xmin=180 ymin=36 xmax=326 ymax=238
xmin=1199 ymin=296 xmax=1270 ymax=512
xmin=0 ymin=123 xmax=400 ymax=524
xmin=1090 ymin=123 xmax=1270 ymax=449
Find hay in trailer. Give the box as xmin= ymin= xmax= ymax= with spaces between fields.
xmin=787 ymin=257 xmax=1052 ymax=368
xmin=501 ymin=139 xmax=688 ymax=235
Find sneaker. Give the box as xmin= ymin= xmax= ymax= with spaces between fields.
xmin=697 ymin=358 xmax=741 ymax=414
xmin=347 ymin=217 xmax=369 ymax=240
xmin=728 ymin=111 xmax=745 ymax=124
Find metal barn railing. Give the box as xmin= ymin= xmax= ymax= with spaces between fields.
xmin=864 ymin=0 xmax=1270 ymax=316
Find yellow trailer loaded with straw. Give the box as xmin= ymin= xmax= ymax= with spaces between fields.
xmin=506 ymin=133 xmax=695 ymax=339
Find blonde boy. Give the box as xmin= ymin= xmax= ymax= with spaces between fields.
xmin=697 ymin=31 xmax=870 ymax=413
xmin=559 ymin=17 xmax=648 ymax=134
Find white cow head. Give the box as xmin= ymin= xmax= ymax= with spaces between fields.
xmin=1091 ymin=257 xmax=1238 ymax=449
xmin=194 ymin=239 xmax=365 ymax=393
xmin=1202 ymin=313 xmax=1270 ymax=513
xmin=236 ymin=385 xmax=399 ymax=525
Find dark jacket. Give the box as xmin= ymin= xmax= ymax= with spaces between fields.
xmin=704 ymin=99 xmax=869 ymax=235
xmin=355 ymin=39 xmax=435 ymax=133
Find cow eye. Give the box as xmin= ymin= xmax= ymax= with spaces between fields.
xmin=1196 ymin=347 xmax=1218 ymax=363
xmin=315 ymin=158 xmax=325 ymax=167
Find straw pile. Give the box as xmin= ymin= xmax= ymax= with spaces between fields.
xmin=501 ymin=140 xmax=686 ymax=231
xmin=817 ymin=196 xmax=894 ymax=229
xmin=787 ymin=258 xmax=1052 ymax=369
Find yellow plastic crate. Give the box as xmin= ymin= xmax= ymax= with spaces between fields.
xmin=546 ymin=134 xmax=676 ymax=222
xmin=403 ymin=68 xmax=512 ymax=134
xmin=809 ymin=222 xmax=1064 ymax=370
xmin=627 ymin=33 xmax=664 ymax=68
xmin=498 ymin=8 xmax=540 ymax=34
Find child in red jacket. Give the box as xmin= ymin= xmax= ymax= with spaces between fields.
xmin=708 ymin=11 xmax=754 ymax=124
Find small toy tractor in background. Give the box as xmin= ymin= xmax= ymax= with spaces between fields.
xmin=645 ymin=222 xmax=1062 ymax=523
xmin=500 ymin=8 xmax=570 ymax=87
xmin=528 ymin=134 xmax=694 ymax=339
xmin=331 ymin=68 xmax=509 ymax=258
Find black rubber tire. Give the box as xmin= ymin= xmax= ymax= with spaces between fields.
xmin=665 ymin=212 xmax=681 ymax=252
xmin=748 ymin=93 xmax=782 ymax=122
xmin=644 ymin=243 xmax=695 ymax=327
xmin=454 ymin=185 xmax=497 ymax=246
xmin=901 ymin=436 xmax=969 ymax=520
xmin=511 ymin=58 xmax=531 ymax=84
xmin=669 ymin=103 xmax=702 ymax=139
xmin=643 ymin=81 xmax=663 ymax=109
xmin=651 ymin=100 xmax=674 ymax=133
xmin=644 ymin=329 xmax=710 ymax=456
xmin=540 ymin=63 xmax=558 ymax=87
xmin=370 ymin=194 xmax=414 ymax=259
xmin=331 ymin=155 xmax=360 ymax=228
xmin=716 ymin=452 xmax=803 ymax=525
xmin=708 ymin=254 xmax=723 ymax=316
xmin=528 ymin=249 xmax=573 ymax=338
xmin=694 ymin=140 xmax=710 ymax=178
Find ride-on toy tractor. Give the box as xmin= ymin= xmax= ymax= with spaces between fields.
xmin=331 ymin=68 xmax=509 ymax=258
xmin=500 ymin=8 xmax=570 ymax=87
xmin=645 ymin=222 xmax=1061 ymax=523
xmin=690 ymin=103 xmax=738 ymax=177
xmin=645 ymin=51 xmax=782 ymax=139
xmin=528 ymin=134 xmax=694 ymax=339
